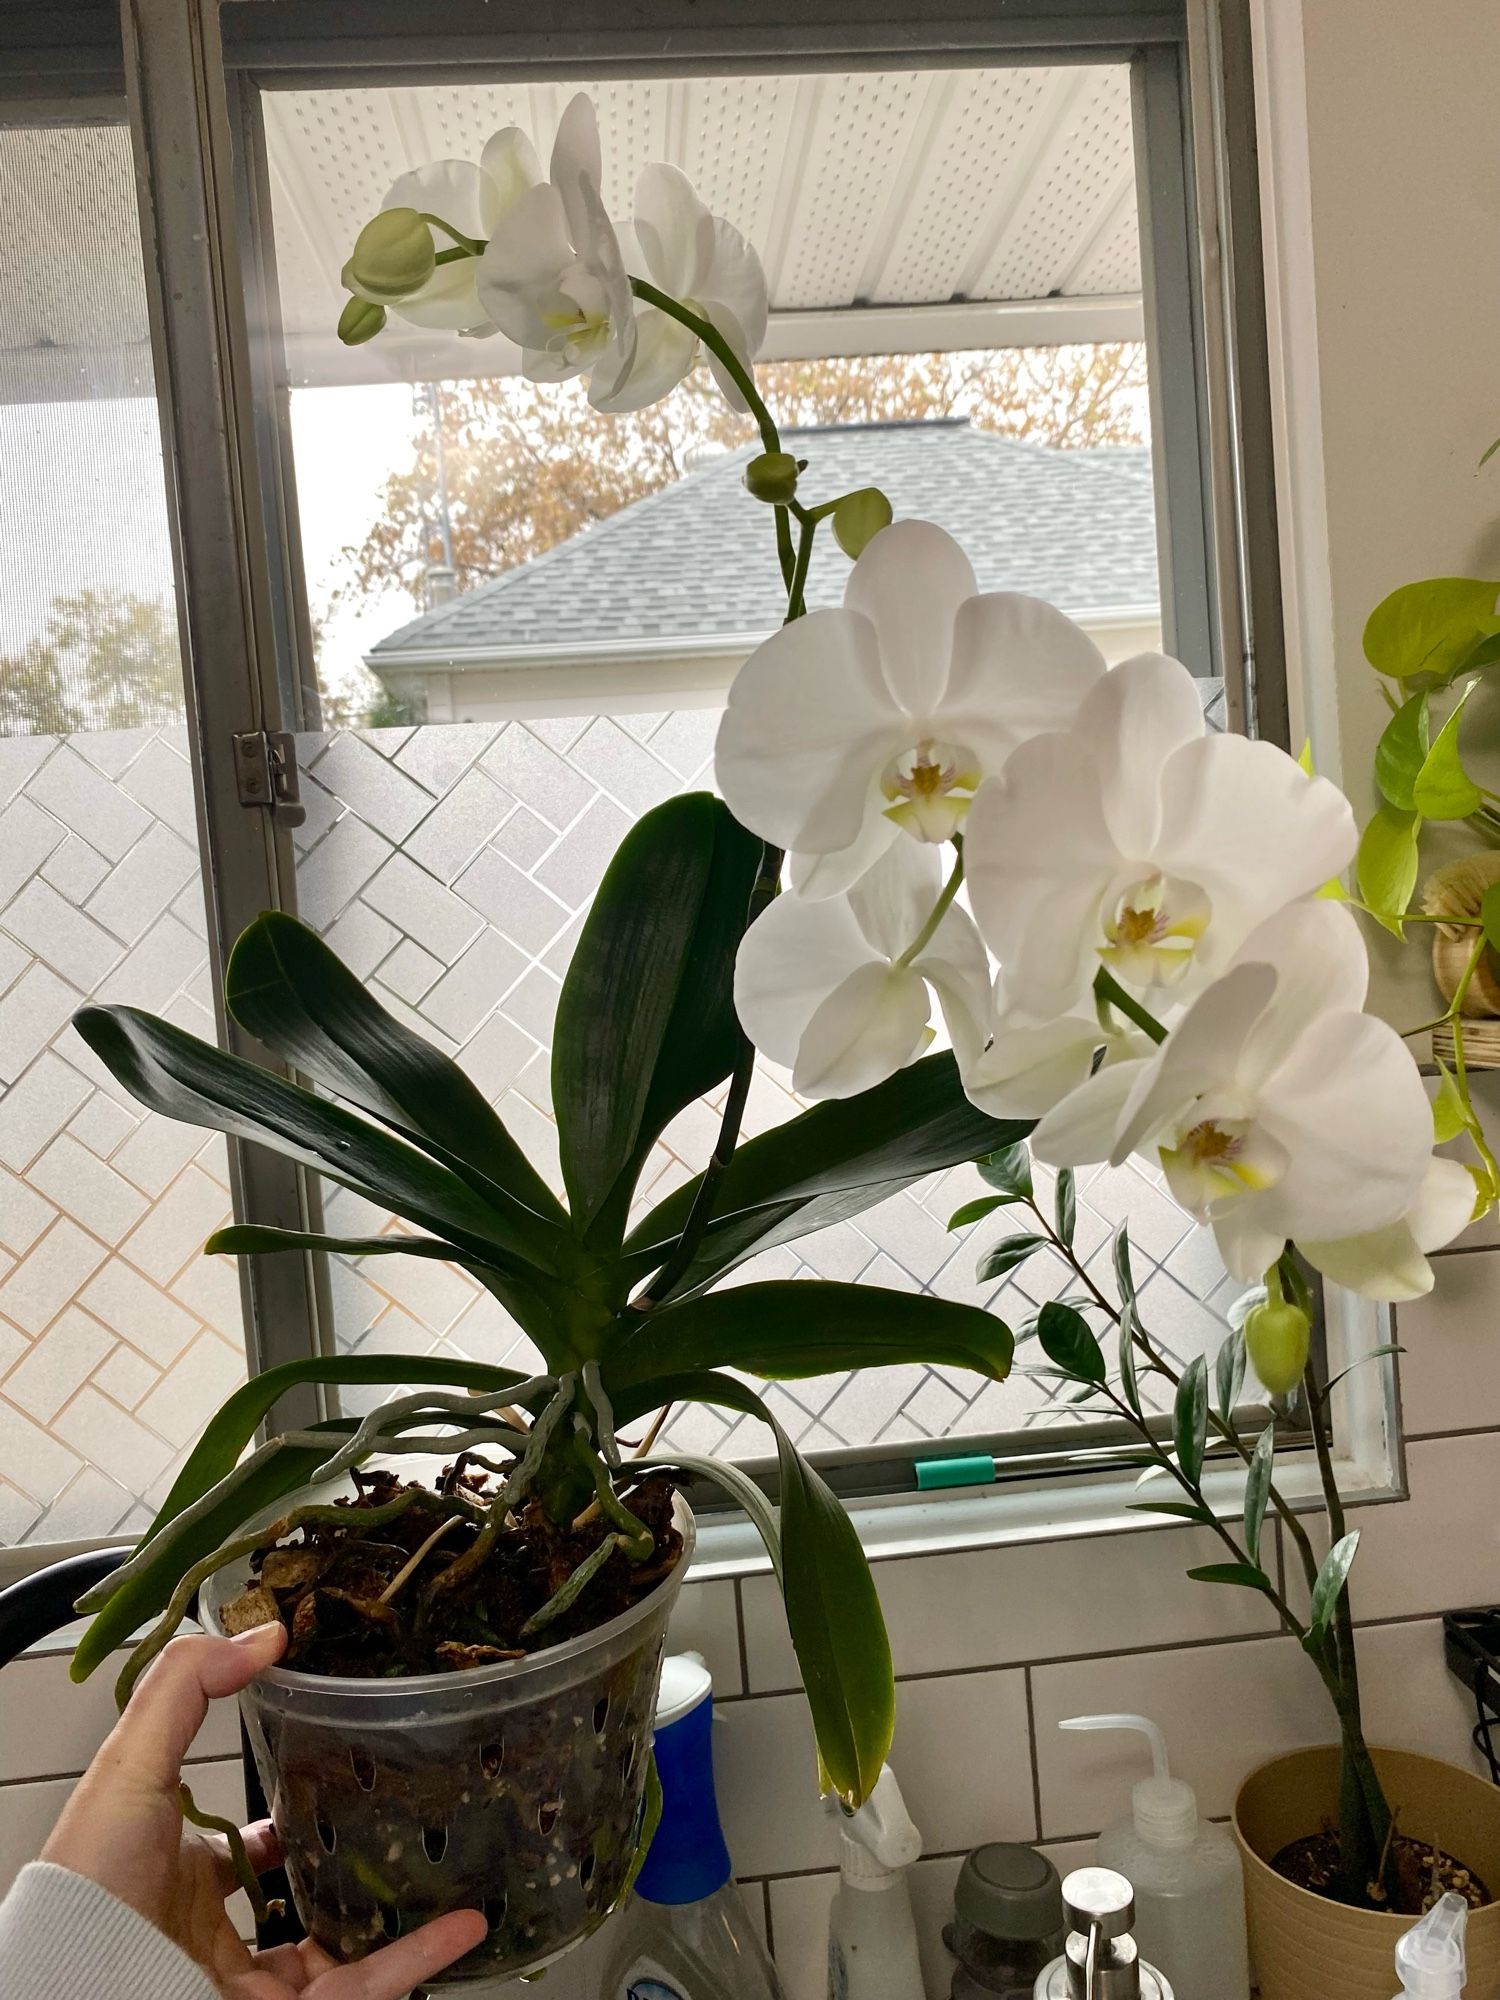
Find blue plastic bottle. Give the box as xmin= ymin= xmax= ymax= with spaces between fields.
xmin=600 ymin=1654 xmax=785 ymax=2000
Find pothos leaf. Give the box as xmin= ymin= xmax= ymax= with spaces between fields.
xmin=1412 ymin=692 xmax=1482 ymax=820
xmin=1356 ymin=805 xmax=1422 ymax=937
xmin=1373 ymin=691 xmax=1430 ymax=811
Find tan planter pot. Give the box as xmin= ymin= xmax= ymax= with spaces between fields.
xmin=1234 ymin=1746 xmax=1500 ymax=2000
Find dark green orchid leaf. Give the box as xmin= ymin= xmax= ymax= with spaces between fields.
xmin=71 ymin=1352 xmax=532 ymax=1680
xmin=552 ymin=794 xmax=763 ymax=1241
xmin=72 ymin=1006 xmax=560 ymax=1288
xmin=633 ymin=1369 xmax=892 ymax=1808
xmin=207 ymin=1223 xmax=505 ymax=1273
xmin=625 ymin=1054 xmax=1032 ymax=1298
xmin=226 ymin=911 xmax=566 ymax=1229
xmin=605 ymin=1281 xmax=1012 ymax=1391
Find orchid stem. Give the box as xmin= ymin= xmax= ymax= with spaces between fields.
xmin=628 ymin=276 xmax=780 ymax=456
xmin=896 ymin=851 xmax=965 ymax=967
xmin=1092 ymin=966 xmax=1169 ymax=1045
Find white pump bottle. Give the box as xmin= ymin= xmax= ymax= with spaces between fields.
xmin=1393 ymin=1891 xmax=1468 ymax=1999
xmin=827 ymin=1764 xmax=926 ymax=2000
xmin=1058 ymin=1716 xmax=1249 ymax=2000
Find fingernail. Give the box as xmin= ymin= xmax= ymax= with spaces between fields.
xmin=231 ymin=1622 xmax=282 ymax=1649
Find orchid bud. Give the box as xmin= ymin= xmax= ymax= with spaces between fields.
xmin=743 ymin=452 xmax=800 ymax=505
xmin=338 ymin=296 xmax=388 ymax=346
xmin=342 ymin=208 xmax=435 ymax=303
xmin=1243 ymin=1298 xmax=1311 ymax=1397
xmin=832 ymin=486 xmax=893 ymax=559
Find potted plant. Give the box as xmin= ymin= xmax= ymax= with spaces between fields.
xmin=67 ymin=92 xmax=1494 ymax=1997
xmin=954 ymin=561 xmax=1500 ymax=1999
xmin=68 ymin=97 xmax=1029 ymax=1986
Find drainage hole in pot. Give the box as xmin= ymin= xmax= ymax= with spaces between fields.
xmin=316 ymin=1819 xmax=336 ymax=1854
xmin=349 ymin=1748 xmax=376 ymax=1793
xmin=579 ymin=1853 xmax=595 ymax=1889
xmin=379 ymin=1906 xmax=400 ymax=1941
xmin=537 ymin=1799 xmax=561 ymax=1838
xmin=422 ymin=1825 xmax=448 ymax=1864
xmin=592 ymin=1695 xmax=609 ymax=1735
xmin=480 ymin=1742 xmax=504 ymax=1778
xmin=483 ymin=1895 xmax=507 ymax=1933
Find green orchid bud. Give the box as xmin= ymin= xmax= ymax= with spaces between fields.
xmin=1243 ymin=1297 xmax=1312 ymax=1397
xmin=743 ymin=452 xmax=800 ymax=505
xmin=342 ymin=207 xmax=435 ymax=303
xmin=337 ymin=295 xmax=388 ymax=346
xmin=832 ymin=486 xmax=894 ymax=559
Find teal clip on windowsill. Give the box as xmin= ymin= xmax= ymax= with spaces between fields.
xmin=914 ymin=1455 xmax=997 ymax=1492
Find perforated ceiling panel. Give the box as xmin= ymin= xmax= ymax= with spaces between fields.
xmin=258 ymin=63 xmax=1143 ymax=387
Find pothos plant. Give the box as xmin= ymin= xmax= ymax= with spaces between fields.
xmin=71 ymin=92 xmax=1475 ymax=1927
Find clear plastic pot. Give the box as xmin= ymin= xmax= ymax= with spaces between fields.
xmin=201 ymin=1478 xmax=693 ymax=1988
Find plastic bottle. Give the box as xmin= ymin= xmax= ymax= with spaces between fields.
xmin=827 ymin=1764 xmax=926 ymax=2000
xmin=600 ymin=1654 xmax=785 ymax=2000
xmin=1057 ymin=1716 xmax=1248 ymax=2000
xmin=1032 ymin=1868 xmax=1172 ymax=1999
xmin=1392 ymin=1892 xmax=1469 ymax=1998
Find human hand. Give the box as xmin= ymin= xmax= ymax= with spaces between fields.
xmin=43 ymin=1622 xmax=487 ymax=1999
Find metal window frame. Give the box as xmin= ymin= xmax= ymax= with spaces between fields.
xmin=0 ymin=0 xmax=1316 ymax=1569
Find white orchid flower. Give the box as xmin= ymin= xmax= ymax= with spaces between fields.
xmin=1031 ymin=902 xmax=1433 ymax=1283
xmin=592 ymin=165 xmax=769 ymax=414
xmin=1300 ymin=1156 xmax=1475 ymax=1301
xmin=343 ymin=129 xmax=543 ymax=336
xmin=733 ymin=838 xmax=990 ymax=1099
xmin=955 ymin=985 xmax=1152 ymax=1122
xmin=716 ymin=520 xmax=1108 ymax=899
xmin=475 ymin=95 xmax=637 ymax=398
xmin=965 ymin=652 xmax=1356 ymax=1019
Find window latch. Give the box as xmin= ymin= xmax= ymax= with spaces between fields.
xmin=233 ymin=730 xmax=306 ymax=828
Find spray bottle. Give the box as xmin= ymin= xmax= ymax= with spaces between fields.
xmin=827 ymin=1764 xmax=926 ymax=2000
xmin=600 ymin=1653 xmax=784 ymax=2000
xmin=1393 ymin=1893 xmax=1468 ymax=1999
xmin=1057 ymin=1716 xmax=1248 ymax=2000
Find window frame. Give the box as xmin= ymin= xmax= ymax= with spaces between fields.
xmin=0 ymin=0 xmax=1401 ymax=1582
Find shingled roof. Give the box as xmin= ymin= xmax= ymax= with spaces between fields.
xmin=368 ymin=420 xmax=1159 ymax=668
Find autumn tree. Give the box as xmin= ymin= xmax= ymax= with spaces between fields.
xmin=0 ymin=589 xmax=182 ymax=736
xmin=336 ymin=343 xmax=1148 ymax=612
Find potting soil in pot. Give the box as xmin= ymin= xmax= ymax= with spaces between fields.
xmin=218 ymin=1463 xmax=687 ymax=1984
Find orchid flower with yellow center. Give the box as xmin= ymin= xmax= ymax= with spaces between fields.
xmin=965 ymin=652 xmax=1356 ymax=1019
xmin=717 ymin=520 xmax=1108 ymax=900
xmin=1030 ymin=901 xmax=1442 ymax=1285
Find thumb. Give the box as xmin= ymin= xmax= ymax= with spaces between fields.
xmin=101 ymin=1625 xmax=286 ymax=1792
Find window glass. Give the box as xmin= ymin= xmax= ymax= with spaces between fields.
xmin=0 ymin=113 xmax=247 ymax=1547
xmin=257 ymin=68 xmax=1244 ymax=1455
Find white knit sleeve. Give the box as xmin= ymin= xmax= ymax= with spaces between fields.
xmin=0 ymin=1862 xmax=219 ymax=2000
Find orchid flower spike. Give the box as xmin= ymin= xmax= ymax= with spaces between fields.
xmin=716 ymin=519 xmax=1109 ymax=899
xmin=733 ymin=838 xmax=990 ymax=1099
xmin=1031 ymin=901 xmax=1436 ymax=1287
xmin=476 ymin=94 xmax=638 ymax=400
xmin=964 ymin=652 xmax=1357 ymax=1019
xmin=596 ymin=164 xmax=769 ymax=413
xmin=341 ymin=128 xmax=544 ymax=337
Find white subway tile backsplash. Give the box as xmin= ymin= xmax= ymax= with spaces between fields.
xmin=714 ymin=1669 xmax=1033 ymax=1880
xmin=740 ymin=1519 xmax=1278 ymax=1692
xmin=1344 ymin=1432 xmax=1500 ymax=1621
xmin=0 ymin=1756 xmax=245 ymax=1899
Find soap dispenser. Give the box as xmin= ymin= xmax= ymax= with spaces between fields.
xmin=1032 ymin=1868 xmax=1172 ymax=1999
xmin=1393 ymin=1891 xmax=1468 ymax=1999
xmin=1057 ymin=1715 xmax=1248 ymax=2000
